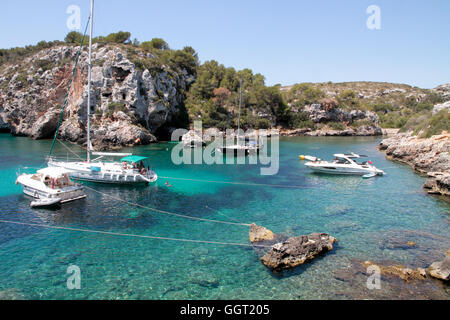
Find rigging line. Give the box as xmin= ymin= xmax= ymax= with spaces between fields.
xmin=159 ymin=176 xmax=310 ymax=189
xmin=56 ymin=139 xmax=84 ymax=161
xmin=49 ymin=16 xmax=91 ymax=156
xmin=0 ymin=219 xmax=271 ymax=248
xmin=82 ymin=185 xmax=252 ymax=227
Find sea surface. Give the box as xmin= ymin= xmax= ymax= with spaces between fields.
xmin=0 ymin=134 xmax=449 ymax=299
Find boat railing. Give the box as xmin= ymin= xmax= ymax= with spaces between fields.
xmin=46 ymin=155 xmax=86 ymax=163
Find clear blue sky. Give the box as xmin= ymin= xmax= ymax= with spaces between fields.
xmin=1 ymin=0 xmax=449 ymax=88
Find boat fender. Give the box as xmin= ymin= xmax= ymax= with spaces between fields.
xmin=51 ymin=178 xmax=55 ymax=189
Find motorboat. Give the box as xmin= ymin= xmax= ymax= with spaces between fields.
xmin=16 ymin=167 xmax=86 ymax=206
xmin=304 ymin=153 xmax=384 ymax=176
xmin=46 ymin=0 xmax=158 ymax=185
xmin=48 ymin=154 xmax=157 ymax=184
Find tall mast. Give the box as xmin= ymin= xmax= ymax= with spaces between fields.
xmin=237 ymin=78 xmax=242 ymax=144
xmin=86 ymin=0 xmax=94 ymax=162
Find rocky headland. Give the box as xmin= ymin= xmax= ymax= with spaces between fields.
xmin=378 ymin=131 xmax=450 ymax=197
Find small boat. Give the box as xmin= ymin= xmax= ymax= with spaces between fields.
xmin=182 ymin=131 xmax=205 ymax=148
xmin=304 ymin=153 xmax=384 ymax=176
xmin=216 ymin=79 xmax=261 ymax=156
xmin=16 ymin=167 xmax=86 ymax=205
xmin=217 ymin=141 xmax=261 ymax=156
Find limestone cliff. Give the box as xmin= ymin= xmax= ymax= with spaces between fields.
xmin=0 ymin=44 xmax=194 ymax=149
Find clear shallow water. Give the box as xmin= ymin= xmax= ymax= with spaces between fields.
xmin=0 ymin=134 xmax=449 ymax=299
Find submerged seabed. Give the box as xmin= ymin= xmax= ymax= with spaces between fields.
xmin=0 ymin=134 xmax=449 ymax=299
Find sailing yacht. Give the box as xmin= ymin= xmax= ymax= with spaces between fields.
xmin=217 ymin=79 xmax=262 ymax=156
xmin=47 ymin=0 xmax=157 ymax=185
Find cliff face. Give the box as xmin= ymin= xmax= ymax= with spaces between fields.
xmin=0 ymin=44 xmax=194 ymax=149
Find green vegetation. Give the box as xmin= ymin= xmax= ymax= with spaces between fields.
xmin=328 ymin=121 xmax=346 ymax=131
xmin=0 ymin=40 xmax=63 ymax=66
xmin=400 ymin=109 xmax=449 ymax=138
xmin=185 ymin=60 xmax=287 ymax=129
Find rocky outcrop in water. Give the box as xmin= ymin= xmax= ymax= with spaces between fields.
xmin=250 ymin=224 xmax=337 ymax=271
xmin=260 ymin=233 xmax=337 ymax=271
xmin=0 ymin=44 xmax=194 ymax=149
xmin=428 ymin=256 xmax=450 ymax=281
xmin=249 ymin=223 xmax=275 ymax=243
xmin=379 ymin=132 xmax=450 ymax=197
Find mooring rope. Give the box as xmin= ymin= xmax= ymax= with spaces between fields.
xmin=159 ymin=176 xmax=310 ymax=189
xmin=0 ymin=219 xmax=271 ymax=248
xmin=82 ymin=185 xmax=252 ymax=227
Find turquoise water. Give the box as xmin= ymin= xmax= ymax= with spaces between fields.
xmin=0 ymin=134 xmax=449 ymax=299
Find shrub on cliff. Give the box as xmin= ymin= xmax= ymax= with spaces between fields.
xmin=65 ymin=31 xmax=86 ymax=44
xmin=140 ymin=38 xmax=169 ymax=51
xmin=94 ymin=31 xmax=131 ymax=44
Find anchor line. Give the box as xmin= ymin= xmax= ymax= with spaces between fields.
xmin=159 ymin=176 xmax=310 ymax=189
xmin=82 ymin=185 xmax=252 ymax=227
xmin=0 ymin=219 xmax=271 ymax=248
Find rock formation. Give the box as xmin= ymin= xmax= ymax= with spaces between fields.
xmin=0 ymin=44 xmax=194 ymax=149
xmin=260 ymin=233 xmax=337 ymax=271
xmin=428 ymin=256 xmax=450 ymax=281
xmin=378 ymin=132 xmax=450 ymax=197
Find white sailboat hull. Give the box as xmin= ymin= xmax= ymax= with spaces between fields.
xmin=48 ymin=160 xmax=158 ymax=184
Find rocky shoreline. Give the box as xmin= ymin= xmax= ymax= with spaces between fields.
xmin=378 ymin=131 xmax=450 ymax=197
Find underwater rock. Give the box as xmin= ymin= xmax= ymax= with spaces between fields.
xmin=361 ymin=260 xmax=427 ymax=281
xmin=260 ymin=233 xmax=337 ymax=271
xmin=333 ymin=259 xmax=450 ymax=300
xmin=188 ymin=270 xmax=220 ymax=288
xmin=428 ymin=257 xmax=450 ymax=281
xmin=249 ymin=223 xmax=275 ymax=243
xmin=0 ymin=288 xmax=25 ymax=300
xmin=380 ymin=238 xmax=417 ymax=250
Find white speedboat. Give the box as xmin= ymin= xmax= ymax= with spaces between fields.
xmin=46 ymin=0 xmax=157 ymax=185
xmin=16 ymin=167 xmax=86 ymax=206
xmin=48 ymin=154 xmax=157 ymax=184
xmin=305 ymin=153 xmax=384 ymax=176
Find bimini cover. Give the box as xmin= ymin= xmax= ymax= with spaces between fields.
xmin=120 ymin=155 xmax=148 ymax=163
